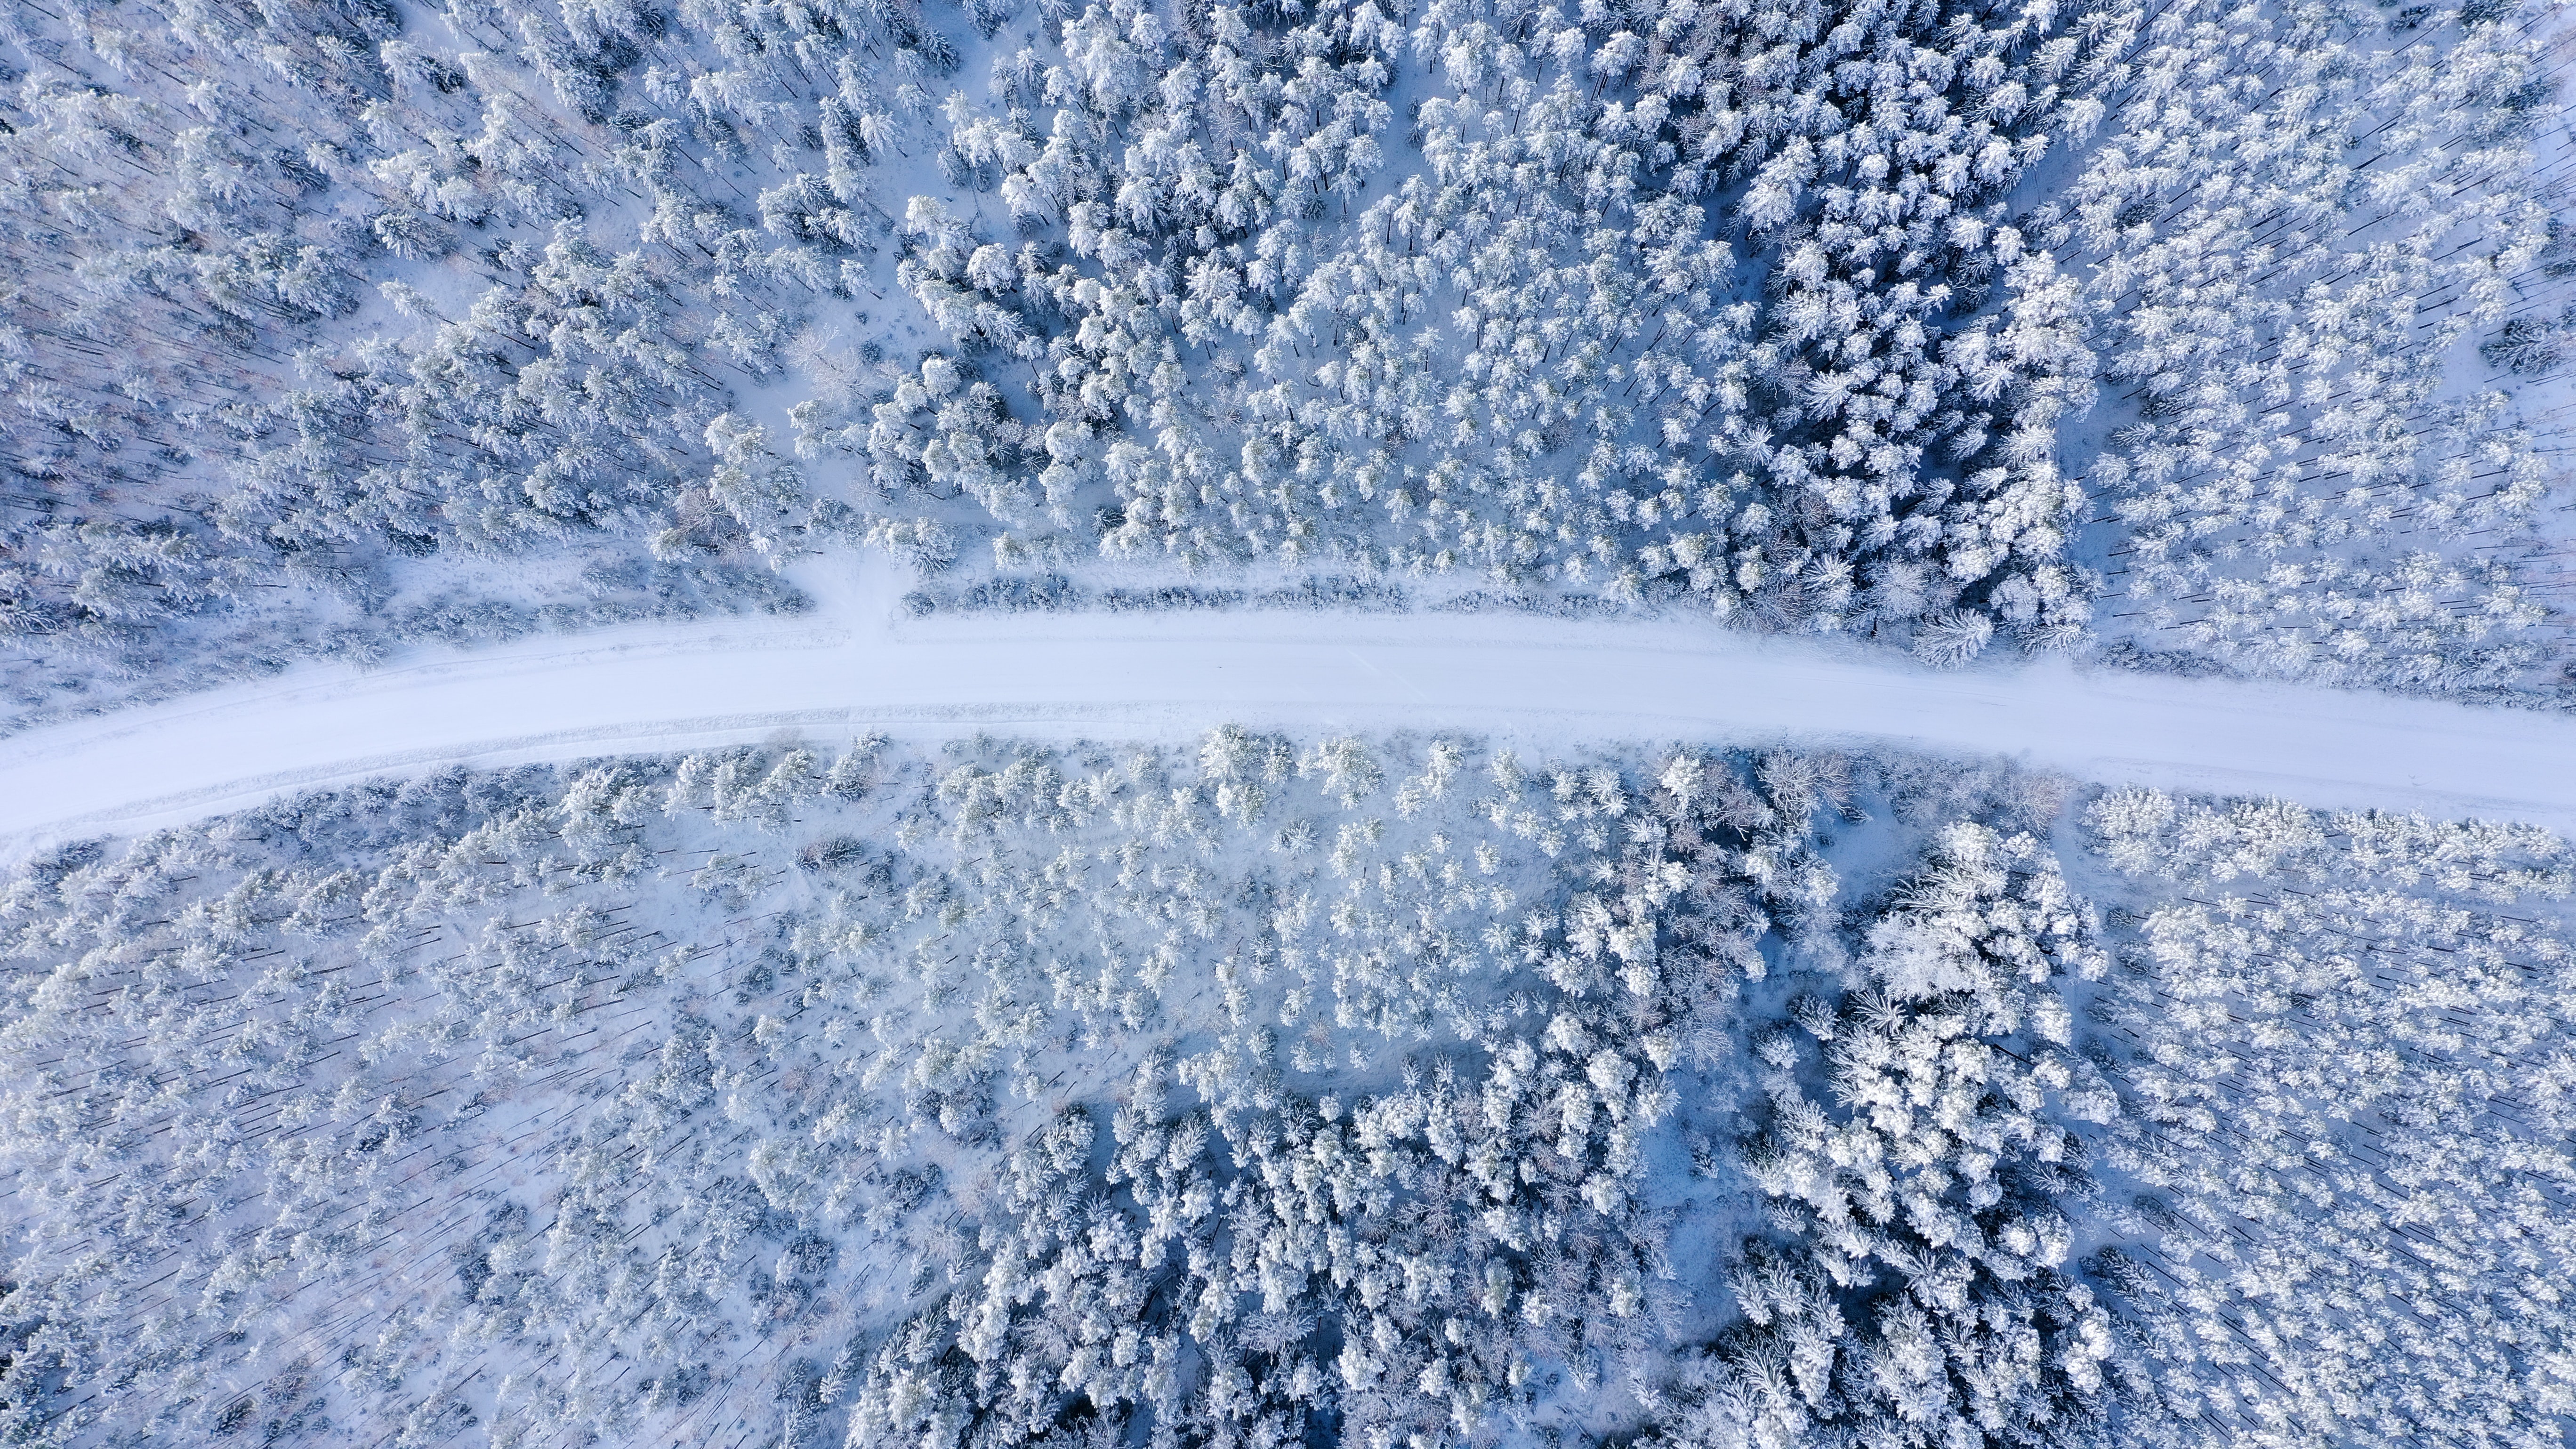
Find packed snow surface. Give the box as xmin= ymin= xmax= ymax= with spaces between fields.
xmin=9 ymin=559 xmax=2576 ymax=853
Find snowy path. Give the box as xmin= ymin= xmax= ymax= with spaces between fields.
xmin=7 ymin=559 xmax=2576 ymax=851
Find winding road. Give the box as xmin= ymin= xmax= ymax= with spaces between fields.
xmin=5 ymin=560 xmax=2574 ymax=852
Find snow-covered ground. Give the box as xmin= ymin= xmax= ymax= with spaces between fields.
xmin=10 ymin=555 xmax=2576 ymax=854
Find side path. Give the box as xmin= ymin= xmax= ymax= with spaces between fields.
xmin=7 ymin=560 xmax=2576 ymax=850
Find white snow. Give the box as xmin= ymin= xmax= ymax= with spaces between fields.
xmin=9 ymin=555 xmax=2576 ymax=855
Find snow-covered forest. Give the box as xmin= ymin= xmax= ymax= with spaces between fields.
xmin=7 ymin=0 xmax=2576 ymax=1440
xmin=2 ymin=731 xmax=2572 ymax=1449
xmin=0 ymin=0 xmax=2568 ymax=724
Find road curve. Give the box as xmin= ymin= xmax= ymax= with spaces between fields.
xmin=5 ymin=559 xmax=2575 ymax=853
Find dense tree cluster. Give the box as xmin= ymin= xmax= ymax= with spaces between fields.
xmin=3 ymin=736 xmax=2571 ymax=1448
xmin=860 ymin=0 xmax=2564 ymax=682
xmin=836 ymin=740 xmax=1886 ymax=1449
xmin=2083 ymin=789 xmax=2576 ymax=1448
xmin=2070 ymin=0 xmax=2563 ymax=693
xmin=0 ymin=0 xmax=865 ymax=722
xmin=1650 ymin=823 xmax=2126 ymax=1449
xmin=879 ymin=0 xmax=2132 ymax=654
xmin=0 ymin=732 xmax=1893 ymax=1448
xmin=0 ymin=0 xmax=2560 ymax=722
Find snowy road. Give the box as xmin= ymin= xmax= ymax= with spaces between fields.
xmin=6 ymin=560 xmax=2575 ymax=851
